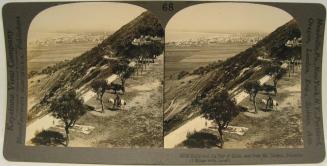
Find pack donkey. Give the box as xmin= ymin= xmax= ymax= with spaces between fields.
xmin=107 ymin=83 xmax=125 ymax=94
xmin=108 ymin=94 xmax=127 ymax=109
xmin=261 ymin=83 xmax=277 ymax=95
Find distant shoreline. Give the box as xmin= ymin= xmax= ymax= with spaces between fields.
xmin=165 ymin=31 xmax=267 ymax=43
xmin=27 ymin=32 xmax=111 ymax=72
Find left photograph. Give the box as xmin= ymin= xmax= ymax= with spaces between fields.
xmin=26 ymin=2 xmax=164 ymax=147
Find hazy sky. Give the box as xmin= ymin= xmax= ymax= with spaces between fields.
xmin=29 ymin=2 xmax=146 ymax=33
xmin=166 ymin=3 xmax=293 ymax=33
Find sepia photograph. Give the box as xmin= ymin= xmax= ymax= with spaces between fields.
xmin=164 ymin=3 xmax=303 ymax=149
xmin=26 ymin=2 xmax=164 ymax=148
xmin=2 ymin=0 xmax=327 ymax=164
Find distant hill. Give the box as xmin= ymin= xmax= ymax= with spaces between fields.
xmin=164 ymin=19 xmax=301 ymax=134
xmin=66 ymin=11 xmax=164 ymax=85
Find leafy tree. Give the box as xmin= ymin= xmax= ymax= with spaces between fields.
xmin=290 ymin=57 xmax=296 ymax=74
xmin=264 ymin=64 xmax=280 ymax=76
xmin=139 ymin=46 xmax=150 ymax=69
xmin=91 ymin=79 xmax=108 ymax=113
xmin=120 ymin=67 xmax=134 ymax=87
xmin=147 ymin=42 xmax=163 ymax=63
xmin=243 ymin=80 xmax=261 ymax=113
xmin=112 ymin=60 xmax=130 ymax=86
xmin=287 ymin=57 xmax=296 ymax=77
xmin=202 ymin=90 xmax=240 ymax=148
xmin=112 ymin=60 xmax=129 ymax=75
xmin=273 ymin=68 xmax=286 ymax=89
xmin=49 ymin=90 xmax=86 ymax=146
xmin=264 ymin=64 xmax=286 ymax=91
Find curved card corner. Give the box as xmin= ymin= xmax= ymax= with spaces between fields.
xmin=2 ymin=146 xmax=17 ymax=163
xmin=312 ymin=148 xmax=326 ymax=164
xmin=2 ymin=2 xmax=16 ymax=16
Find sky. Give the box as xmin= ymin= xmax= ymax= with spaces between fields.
xmin=29 ymin=2 xmax=294 ymax=36
xmin=166 ymin=3 xmax=293 ymax=33
xmin=29 ymin=2 xmax=146 ymax=33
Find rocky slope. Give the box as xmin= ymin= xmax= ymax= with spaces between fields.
xmin=164 ymin=19 xmax=301 ymax=134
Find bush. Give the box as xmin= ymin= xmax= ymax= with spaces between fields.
xmin=177 ymin=70 xmax=188 ymax=80
xmin=28 ymin=70 xmax=38 ymax=78
xmin=182 ymin=131 xmax=219 ymax=148
xmin=31 ymin=130 xmax=65 ymax=146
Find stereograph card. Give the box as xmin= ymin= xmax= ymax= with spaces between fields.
xmin=1 ymin=0 xmax=326 ymax=165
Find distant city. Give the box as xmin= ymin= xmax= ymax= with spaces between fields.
xmin=28 ymin=31 xmax=112 ymax=47
xmin=29 ymin=31 xmax=267 ymax=48
xmin=166 ymin=32 xmax=267 ymax=47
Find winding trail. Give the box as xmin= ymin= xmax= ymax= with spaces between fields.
xmin=164 ymin=71 xmax=280 ymax=148
xmin=25 ymin=65 xmax=128 ymax=144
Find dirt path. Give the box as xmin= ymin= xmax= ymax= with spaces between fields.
xmin=224 ymin=66 xmax=302 ymax=149
xmin=25 ymin=114 xmax=61 ymax=144
xmin=67 ymin=55 xmax=163 ymax=147
xmin=164 ymin=65 xmax=285 ymax=148
xmin=26 ymin=63 xmax=134 ymax=144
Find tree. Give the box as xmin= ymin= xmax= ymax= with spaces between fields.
xmin=137 ymin=56 xmax=145 ymax=74
xmin=290 ymin=57 xmax=296 ymax=74
xmin=264 ymin=64 xmax=286 ymax=91
xmin=287 ymin=57 xmax=296 ymax=77
xmin=112 ymin=60 xmax=130 ymax=86
xmin=147 ymin=42 xmax=163 ymax=63
xmin=139 ymin=46 xmax=149 ymax=69
xmin=201 ymin=90 xmax=240 ymax=148
xmin=112 ymin=60 xmax=129 ymax=75
xmin=264 ymin=64 xmax=280 ymax=76
xmin=91 ymin=79 xmax=108 ymax=113
xmin=273 ymin=68 xmax=286 ymax=90
xmin=243 ymin=80 xmax=261 ymax=113
xmin=49 ymin=90 xmax=86 ymax=146
xmin=120 ymin=67 xmax=134 ymax=87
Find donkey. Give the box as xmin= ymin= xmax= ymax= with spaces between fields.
xmin=107 ymin=83 xmax=125 ymax=94
xmin=108 ymin=97 xmax=126 ymax=109
xmin=261 ymin=83 xmax=277 ymax=95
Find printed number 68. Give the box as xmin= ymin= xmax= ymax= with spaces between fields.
xmin=162 ymin=2 xmax=174 ymax=12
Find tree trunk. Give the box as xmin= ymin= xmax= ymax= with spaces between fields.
xmin=72 ymin=120 xmax=77 ymax=127
xmin=100 ymin=94 xmax=104 ymax=113
xmin=288 ymin=62 xmax=291 ymax=77
xmin=253 ymin=94 xmax=257 ymax=113
xmin=113 ymin=98 xmax=116 ymax=109
xmin=140 ymin=64 xmax=143 ymax=74
xmin=65 ymin=126 xmax=69 ymax=147
xmin=265 ymin=99 xmax=268 ymax=111
xmin=218 ymin=127 xmax=224 ymax=148
xmin=292 ymin=62 xmax=295 ymax=74
xmin=122 ymin=79 xmax=125 ymax=87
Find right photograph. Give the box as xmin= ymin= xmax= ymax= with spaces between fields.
xmin=164 ymin=3 xmax=303 ymax=149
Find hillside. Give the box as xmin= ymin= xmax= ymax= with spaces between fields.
xmin=164 ymin=19 xmax=301 ymax=134
xmin=28 ymin=11 xmax=164 ymax=122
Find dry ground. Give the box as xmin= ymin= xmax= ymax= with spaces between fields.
xmin=179 ymin=66 xmax=303 ymax=149
xmin=227 ymin=65 xmax=303 ymax=149
xmin=41 ymin=56 xmax=163 ymax=148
